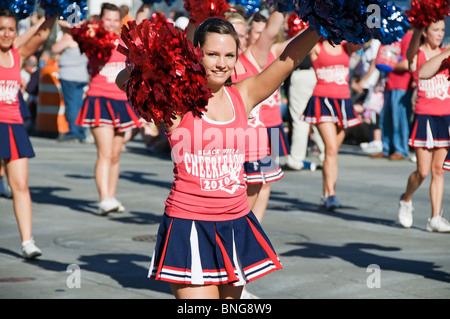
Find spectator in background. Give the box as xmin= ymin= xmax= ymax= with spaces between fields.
xmin=52 ymin=24 xmax=89 ymax=143
xmin=350 ymin=39 xmax=382 ymax=153
xmin=371 ymin=30 xmax=414 ymax=161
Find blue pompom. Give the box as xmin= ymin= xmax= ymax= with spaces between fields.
xmin=233 ymin=0 xmax=261 ymax=15
xmin=295 ymin=0 xmax=409 ymax=45
xmin=271 ymin=0 xmax=297 ymax=13
xmin=0 ymin=0 xmax=36 ymax=21
xmin=296 ymin=0 xmax=371 ymax=44
xmin=37 ymin=0 xmax=87 ymax=21
xmin=142 ymin=0 xmax=175 ymax=5
xmin=365 ymin=1 xmax=410 ymax=45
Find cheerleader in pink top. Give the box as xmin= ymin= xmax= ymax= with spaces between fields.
xmin=117 ymin=17 xmax=321 ymax=299
xmin=76 ymin=3 xmax=141 ymax=216
xmin=230 ymin=11 xmax=287 ymax=224
xmin=398 ymin=21 xmax=450 ymax=232
xmin=301 ymin=40 xmax=362 ymax=210
xmin=0 ymin=9 xmax=56 ymax=259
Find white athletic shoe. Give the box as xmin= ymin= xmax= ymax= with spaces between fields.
xmin=22 ymin=238 xmax=42 ymax=260
xmin=112 ymin=197 xmax=125 ymax=213
xmin=398 ymin=198 xmax=413 ymax=228
xmin=97 ymin=198 xmax=120 ymax=216
xmin=426 ymin=214 xmax=450 ymax=233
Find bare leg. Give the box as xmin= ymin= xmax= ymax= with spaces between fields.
xmin=316 ymin=123 xmax=346 ymax=197
xmin=247 ymin=183 xmax=270 ymax=223
xmin=170 ymin=283 xmax=243 ymax=299
xmin=5 ymin=158 xmax=33 ymax=242
xmin=91 ymin=127 xmax=124 ymax=201
xmin=429 ymin=148 xmax=447 ymax=218
xmin=402 ymin=148 xmax=432 ymax=203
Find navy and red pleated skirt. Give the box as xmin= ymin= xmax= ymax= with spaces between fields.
xmin=76 ymin=96 xmax=142 ymax=132
xmin=148 ymin=212 xmax=282 ymax=286
xmin=408 ymin=114 xmax=450 ymax=149
xmin=243 ymin=155 xmax=284 ymax=184
xmin=0 ymin=123 xmax=34 ymax=161
xmin=301 ymin=96 xmax=362 ymax=128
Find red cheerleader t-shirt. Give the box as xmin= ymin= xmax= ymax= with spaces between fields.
xmin=0 ymin=48 xmax=22 ymax=124
xmin=413 ymin=49 xmax=450 ymax=116
xmin=86 ymin=38 xmax=128 ymax=101
xmin=164 ymin=85 xmax=251 ymax=221
xmin=312 ymin=42 xmax=351 ymax=99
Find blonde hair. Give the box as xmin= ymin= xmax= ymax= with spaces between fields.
xmin=225 ymin=11 xmax=247 ymax=29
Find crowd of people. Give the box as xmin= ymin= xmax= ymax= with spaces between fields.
xmin=0 ymin=1 xmax=449 ymax=300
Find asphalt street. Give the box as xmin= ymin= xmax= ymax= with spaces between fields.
xmin=0 ymin=135 xmax=449 ymax=299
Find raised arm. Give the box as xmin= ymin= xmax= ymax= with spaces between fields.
xmin=18 ymin=16 xmax=56 ymax=67
xmin=418 ymin=44 xmax=450 ymax=79
xmin=406 ymin=28 xmax=423 ymax=71
xmin=14 ymin=16 xmax=45 ymax=49
xmin=249 ymin=11 xmax=285 ymax=68
xmin=236 ymin=28 xmax=320 ymax=114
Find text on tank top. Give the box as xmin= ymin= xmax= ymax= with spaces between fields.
xmin=0 ymin=48 xmax=23 ymax=124
xmin=413 ymin=49 xmax=450 ymax=116
xmin=312 ymin=42 xmax=351 ymax=99
xmin=86 ymin=38 xmax=127 ymax=101
xmin=164 ymin=85 xmax=251 ymax=221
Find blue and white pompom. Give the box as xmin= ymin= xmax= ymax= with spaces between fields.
xmin=366 ymin=1 xmax=410 ymax=45
xmin=296 ymin=0 xmax=371 ymax=44
xmin=0 ymin=0 xmax=35 ymax=20
xmin=38 ymin=0 xmax=88 ymax=21
xmin=296 ymin=0 xmax=408 ymax=45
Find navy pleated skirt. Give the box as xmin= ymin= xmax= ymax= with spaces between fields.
xmin=243 ymin=155 xmax=284 ymax=184
xmin=408 ymin=114 xmax=450 ymax=149
xmin=301 ymin=96 xmax=362 ymax=128
xmin=0 ymin=123 xmax=34 ymax=160
xmin=148 ymin=212 xmax=282 ymax=286
xmin=444 ymin=151 xmax=450 ymax=172
xmin=76 ymin=96 xmax=142 ymax=132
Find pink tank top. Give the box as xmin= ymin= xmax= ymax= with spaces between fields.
xmin=0 ymin=48 xmax=23 ymax=124
xmin=164 ymin=85 xmax=250 ymax=221
xmin=258 ymin=52 xmax=282 ymax=127
xmin=413 ymin=49 xmax=450 ymax=116
xmin=312 ymin=42 xmax=351 ymax=99
xmin=86 ymin=39 xmax=127 ymax=101
xmin=231 ymin=52 xmax=270 ymax=161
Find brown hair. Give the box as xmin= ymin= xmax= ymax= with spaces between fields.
xmin=193 ymin=18 xmax=240 ymax=86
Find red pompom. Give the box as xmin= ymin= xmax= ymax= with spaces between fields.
xmin=118 ymin=17 xmax=212 ymax=126
xmin=70 ymin=20 xmax=119 ymax=75
xmin=184 ymin=0 xmax=230 ymax=25
xmin=286 ymin=12 xmax=309 ymax=38
xmin=406 ymin=0 xmax=450 ymax=29
xmin=442 ymin=56 xmax=450 ymax=80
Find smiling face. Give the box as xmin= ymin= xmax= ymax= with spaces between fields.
xmin=101 ymin=9 xmax=121 ymax=34
xmin=423 ymin=20 xmax=445 ymax=48
xmin=0 ymin=16 xmax=17 ymax=51
xmin=200 ymin=33 xmax=238 ymax=89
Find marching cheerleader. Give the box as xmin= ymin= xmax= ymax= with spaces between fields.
xmin=301 ymin=39 xmax=362 ymax=210
xmin=230 ymin=11 xmax=286 ymax=223
xmin=398 ymin=21 xmax=450 ymax=232
xmin=0 ymin=9 xmax=55 ymax=258
xmin=75 ymin=3 xmax=141 ymax=215
xmin=117 ymin=17 xmax=320 ymax=299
